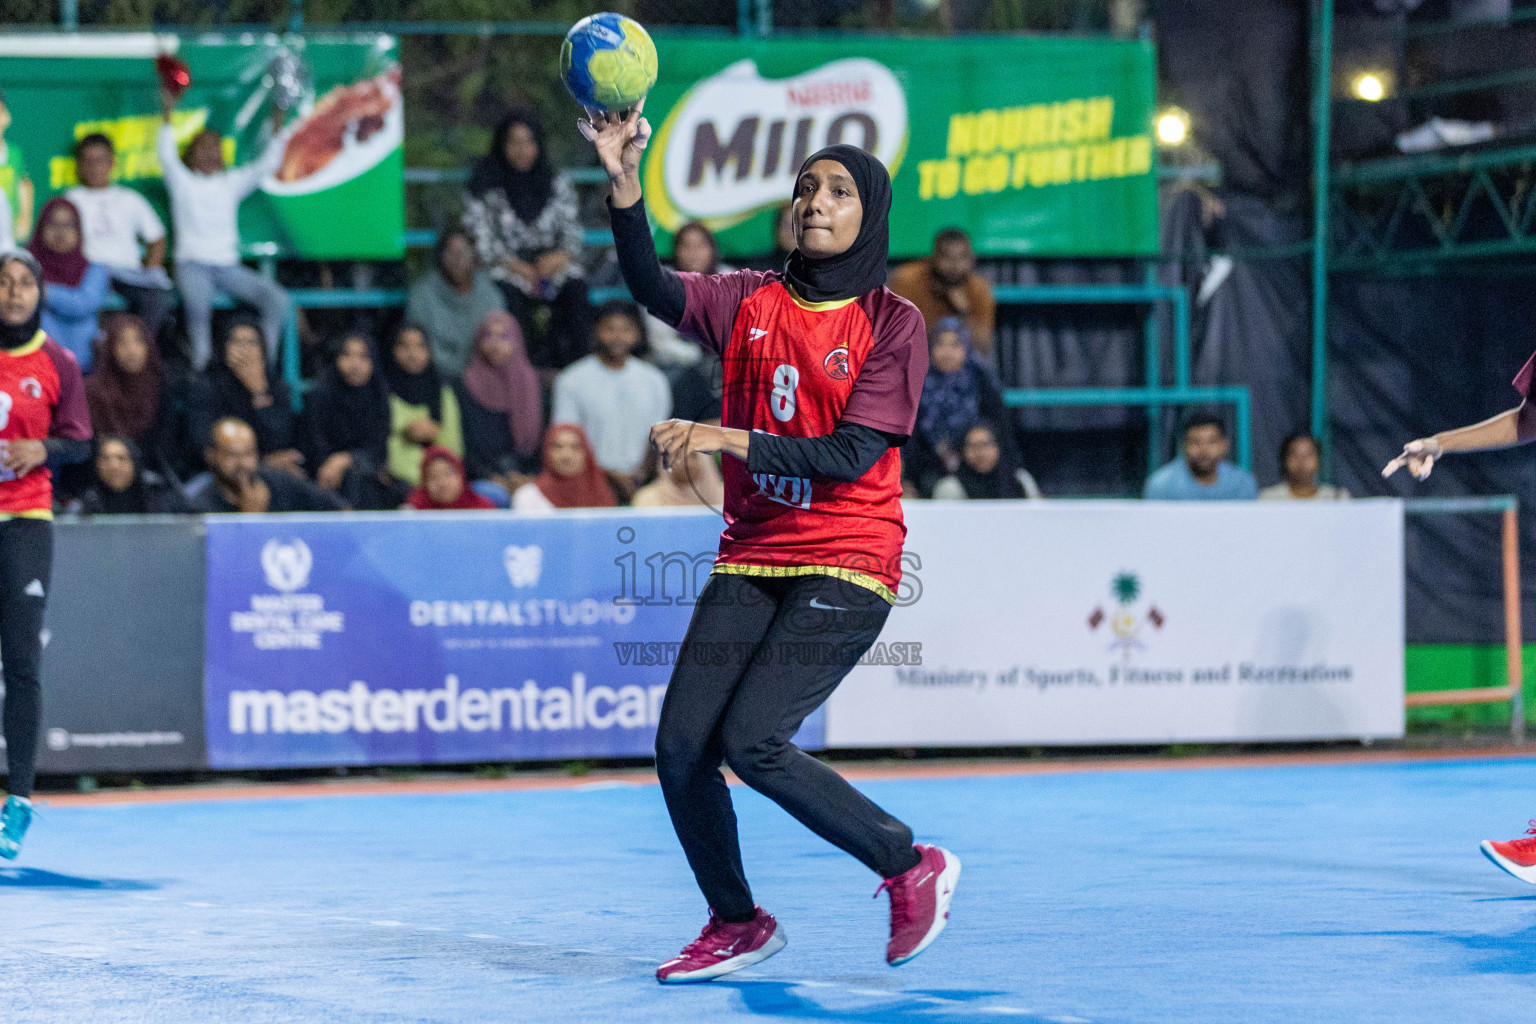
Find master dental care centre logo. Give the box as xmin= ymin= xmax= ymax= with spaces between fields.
xmin=226 ymin=538 xmax=662 ymax=740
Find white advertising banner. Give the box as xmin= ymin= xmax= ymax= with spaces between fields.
xmin=827 ymin=500 xmax=1405 ymax=746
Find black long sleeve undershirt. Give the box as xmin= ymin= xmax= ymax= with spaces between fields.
xmin=609 ymin=198 xmax=903 ymax=483
xmin=609 ymin=197 xmax=685 ymax=325
xmin=45 ymin=437 xmax=91 ymax=468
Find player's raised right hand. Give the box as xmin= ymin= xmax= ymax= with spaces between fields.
xmin=1382 ymin=437 xmax=1443 ymax=480
xmin=579 ymin=99 xmax=649 ymax=207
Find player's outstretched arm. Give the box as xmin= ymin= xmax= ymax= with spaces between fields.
xmin=580 ymin=100 xmax=648 ymax=209
xmin=1383 ymin=401 xmax=1536 ymax=480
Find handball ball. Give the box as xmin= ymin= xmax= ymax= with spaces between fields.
xmin=560 ymin=13 xmax=658 ymax=113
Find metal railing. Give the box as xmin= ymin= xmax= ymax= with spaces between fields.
xmin=1403 ymin=495 xmax=1525 ymax=743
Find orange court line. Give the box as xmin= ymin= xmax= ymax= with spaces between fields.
xmin=38 ymin=744 xmax=1535 ymax=809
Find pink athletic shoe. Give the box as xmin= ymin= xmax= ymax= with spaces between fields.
xmin=876 ymin=844 xmax=960 ymax=966
xmin=1482 ymin=820 xmax=1536 ymax=884
xmin=655 ymin=906 xmax=787 ymax=984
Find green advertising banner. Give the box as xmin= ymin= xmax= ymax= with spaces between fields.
xmin=0 ymin=32 xmax=403 ymax=259
xmin=638 ymin=34 xmax=1158 ymax=259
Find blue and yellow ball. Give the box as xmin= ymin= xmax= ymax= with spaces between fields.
xmin=560 ymin=13 xmax=658 ymax=113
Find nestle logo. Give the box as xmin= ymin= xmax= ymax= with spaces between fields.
xmin=787 ymin=80 xmax=873 ymax=107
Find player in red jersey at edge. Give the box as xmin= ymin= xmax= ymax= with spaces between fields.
xmin=581 ymin=102 xmax=959 ymax=983
xmin=0 ymin=249 xmax=92 ymax=859
xmin=1384 ymin=351 xmax=1536 ymax=884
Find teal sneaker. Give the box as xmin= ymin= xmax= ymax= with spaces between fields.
xmin=0 ymin=795 xmax=34 ymax=859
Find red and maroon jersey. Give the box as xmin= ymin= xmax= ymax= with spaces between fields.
xmin=0 ymin=331 xmax=91 ymax=519
xmin=1515 ymin=351 xmax=1536 ymax=399
xmin=677 ymin=270 xmax=928 ymax=601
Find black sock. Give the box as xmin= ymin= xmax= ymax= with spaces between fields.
xmin=718 ymin=907 xmax=757 ymax=924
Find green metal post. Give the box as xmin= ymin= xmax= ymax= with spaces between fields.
xmin=289 ymin=0 xmax=304 ymax=34
xmin=1311 ymin=0 xmax=1335 ymax=468
xmin=61 ymin=0 xmax=78 ymax=30
xmin=738 ymin=0 xmax=753 ymax=35
xmin=1144 ymin=265 xmax=1162 ymax=475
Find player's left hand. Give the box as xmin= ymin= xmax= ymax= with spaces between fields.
xmin=650 ymin=419 xmax=719 ymax=472
xmin=3 ymin=440 xmax=47 ymax=477
xmin=1382 ymin=437 xmax=1442 ymax=480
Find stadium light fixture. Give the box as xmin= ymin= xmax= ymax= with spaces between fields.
xmin=1156 ymin=108 xmax=1190 ymax=147
xmin=1352 ymin=72 xmax=1386 ymax=102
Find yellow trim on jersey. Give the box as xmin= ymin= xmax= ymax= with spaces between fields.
xmin=0 ymin=509 xmax=55 ymax=522
xmin=3 ymin=330 xmax=47 ymax=358
xmin=783 ymin=283 xmax=858 ymax=313
xmin=712 ymin=562 xmax=896 ymax=604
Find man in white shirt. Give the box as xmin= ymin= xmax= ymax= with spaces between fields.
xmin=67 ymin=133 xmax=175 ymax=347
xmin=158 ymin=85 xmax=292 ymax=370
xmin=551 ymin=300 xmax=671 ymax=478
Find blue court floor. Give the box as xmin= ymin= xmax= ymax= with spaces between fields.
xmin=2 ymin=756 xmax=1534 ymax=1023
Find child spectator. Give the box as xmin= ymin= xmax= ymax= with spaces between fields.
xmin=302 ymin=331 xmax=404 ymax=510
xmin=889 ymin=228 xmax=997 ymax=358
xmin=1259 ymin=432 xmax=1350 ymax=501
xmin=511 ymin=423 xmax=616 ymax=511
xmin=84 ymin=313 xmax=171 ymax=468
xmin=158 ymin=83 xmax=292 ymax=370
xmin=906 ymin=317 xmax=1014 ymax=496
xmin=75 ymin=435 xmax=187 ymax=515
xmin=0 ymin=89 xmax=34 ymax=243
xmin=405 ymin=446 xmax=495 ymax=511
xmin=1144 ymin=413 xmax=1258 ymax=500
xmin=66 ymin=133 xmax=174 ymax=348
xmin=384 ymin=323 xmax=462 ymax=488
xmin=551 ymin=300 xmax=670 ymax=479
xmin=931 ymin=421 xmax=1042 ymax=500
xmin=187 ymin=317 xmax=303 ymax=477
xmin=30 ymin=197 xmax=110 ymax=371
xmin=188 ymin=417 xmax=342 ymax=513
xmin=463 ymin=110 xmax=591 ymax=370
xmin=460 ymin=311 xmax=542 ymax=503
xmin=631 ymin=448 xmax=724 ymax=509
xmin=404 ymin=228 xmax=507 ymax=377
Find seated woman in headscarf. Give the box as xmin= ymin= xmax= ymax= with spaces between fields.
xmin=459 ymin=311 xmax=543 ymax=505
xmin=302 ymin=330 xmax=406 ymax=510
xmin=404 ymin=446 xmax=495 ymax=511
xmin=462 ymin=110 xmax=592 ymax=371
xmin=904 ymin=317 xmax=1014 ymax=497
xmin=931 ymin=420 xmax=1042 ymax=500
xmin=31 ymin=196 xmax=111 ymax=372
xmin=384 ymin=322 xmax=463 ymax=488
xmin=631 ymin=446 xmax=725 ymax=509
xmin=187 ymin=316 xmax=304 ymax=477
xmin=85 ymin=313 xmax=172 ymax=470
xmin=511 ymin=423 xmax=616 ymax=511
xmin=404 ymin=228 xmax=507 ymax=377
xmin=75 ymin=435 xmax=188 ymax=514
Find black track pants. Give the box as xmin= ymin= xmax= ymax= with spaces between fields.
xmin=0 ymin=518 xmax=51 ymax=799
xmin=654 ymin=572 xmax=920 ymax=920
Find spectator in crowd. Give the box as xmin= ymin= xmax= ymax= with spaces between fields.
xmin=0 ymin=89 xmax=34 ymax=243
xmin=384 ymin=323 xmax=463 ymax=488
xmin=301 ymin=330 xmax=405 ymax=510
xmin=905 ymin=317 xmax=1013 ymax=496
xmin=0 ymin=180 xmax=11 ymax=252
xmin=631 ymin=447 xmax=725 ymax=508
xmin=1260 ymin=431 xmax=1350 ymax=501
xmin=188 ymin=417 xmax=343 ymax=513
xmin=30 ymin=197 xmax=110 ymax=371
xmin=159 ymin=83 xmax=292 ymax=370
xmin=187 ymin=317 xmax=303 ymax=477
xmin=1144 ymin=413 xmax=1258 ymax=500
xmin=463 ymin=110 xmax=591 ymax=370
xmin=932 ymin=421 xmax=1042 ymax=500
xmin=405 ymin=446 xmax=496 ymax=511
xmin=404 ymin=227 xmax=507 ymax=377
xmin=645 ymin=222 xmax=723 ymax=372
xmin=74 ymin=435 xmax=187 ymax=515
xmin=84 ymin=313 xmax=171 ymax=467
xmin=460 ymin=311 xmax=542 ymax=504
xmin=551 ymin=300 xmax=670 ymax=479
xmin=67 ymin=133 xmax=174 ymax=347
xmin=512 ymin=423 xmax=617 ymax=511
xmin=889 ymin=228 xmax=997 ymax=358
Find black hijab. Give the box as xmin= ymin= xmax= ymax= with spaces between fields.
xmin=781 ymin=144 xmax=892 ymax=304
xmin=0 ymin=250 xmax=44 ymax=351
xmin=82 ymin=436 xmax=150 ymax=514
xmin=956 ymin=421 xmax=1027 ymax=500
xmin=468 ymin=111 xmax=555 ymax=224
xmin=383 ymin=326 xmax=445 ymax=420
xmin=310 ymin=332 xmax=391 ymax=457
